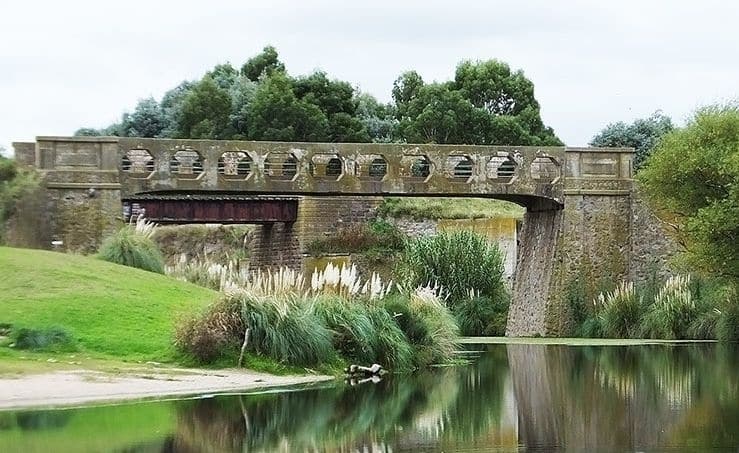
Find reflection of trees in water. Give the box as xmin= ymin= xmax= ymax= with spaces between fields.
xmin=668 ymin=344 xmax=739 ymax=447
xmin=509 ymin=343 xmax=739 ymax=451
xmin=170 ymin=379 xmax=436 ymax=452
xmin=438 ymin=345 xmax=509 ymax=443
xmin=169 ymin=348 xmax=512 ymax=452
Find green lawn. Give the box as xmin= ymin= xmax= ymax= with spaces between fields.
xmin=0 ymin=247 xmax=218 ymax=363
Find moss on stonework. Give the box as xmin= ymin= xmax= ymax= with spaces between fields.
xmin=59 ymin=198 xmax=108 ymax=254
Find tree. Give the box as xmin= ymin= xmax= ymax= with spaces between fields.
xmin=454 ymin=59 xmax=536 ymax=116
xmin=120 ymin=97 xmax=166 ymax=137
xmin=397 ymin=83 xmax=486 ymax=144
xmin=74 ymin=128 xmax=105 ymax=136
xmin=160 ymin=81 xmax=195 ymax=137
xmin=392 ymin=70 xmax=425 ymax=120
xmin=246 ymin=72 xmax=329 ymax=142
xmin=241 ymin=45 xmax=285 ymax=82
xmin=390 ymin=60 xmax=562 ymax=145
xmin=293 ymin=71 xmax=369 ymax=142
xmin=177 ymin=77 xmax=233 ymax=139
xmin=356 ymin=93 xmax=397 ymax=143
xmin=453 ymin=60 xmax=562 ymax=145
xmin=206 ymin=63 xmax=239 ymax=90
xmin=638 ymin=104 xmax=739 ymax=280
xmin=228 ymin=76 xmax=258 ymax=139
xmin=591 ymin=111 xmax=674 ymax=170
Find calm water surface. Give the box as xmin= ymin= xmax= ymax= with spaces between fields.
xmin=2 ymin=343 xmax=738 ymax=452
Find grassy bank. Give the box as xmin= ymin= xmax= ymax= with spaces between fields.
xmin=377 ymin=197 xmax=525 ymax=220
xmin=0 ymin=247 xmax=218 ymax=363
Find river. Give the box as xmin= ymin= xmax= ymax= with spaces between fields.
xmin=2 ymin=341 xmax=738 ymax=452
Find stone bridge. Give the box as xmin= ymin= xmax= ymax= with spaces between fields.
xmin=13 ymin=136 xmax=661 ymax=337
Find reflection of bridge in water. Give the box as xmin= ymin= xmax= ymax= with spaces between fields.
xmin=15 ymin=136 xmax=642 ymax=336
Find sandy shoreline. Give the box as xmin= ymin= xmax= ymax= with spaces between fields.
xmin=0 ymin=367 xmax=334 ymax=410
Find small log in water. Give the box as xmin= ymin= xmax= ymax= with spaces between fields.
xmin=345 ymin=363 xmax=384 ymax=376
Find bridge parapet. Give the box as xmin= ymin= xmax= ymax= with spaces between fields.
xmin=564 ymin=147 xmax=634 ymax=195
xmin=115 ymin=138 xmax=567 ymax=210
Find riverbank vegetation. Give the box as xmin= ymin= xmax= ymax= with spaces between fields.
xmin=396 ymin=231 xmax=510 ymax=336
xmin=638 ymin=103 xmax=739 ymax=281
xmin=571 ymin=274 xmax=738 ymax=341
xmin=173 ymin=263 xmax=460 ymax=370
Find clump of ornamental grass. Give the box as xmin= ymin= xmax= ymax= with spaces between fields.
xmin=395 ymin=230 xmax=509 ymax=335
xmin=174 ymin=261 xmax=461 ymax=370
xmin=98 ymin=216 xmax=164 ymax=273
xmin=717 ymin=298 xmax=739 ymax=342
xmin=310 ymin=263 xmax=393 ymax=300
xmin=363 ymin=302 xmax=414 ymax=370
xmin=176 ymin=291 xmax=335 ymax=366
xmin=167 ymin=254 xmax=249 ymax=291
xmin=453 ymin=288 xmax=510 ymax=336
xmin=238 ymin=292 xmax=334 ymax=366
xmin=640 ymin=275 xmax=697 ymax=339
xmin=384 ymin=284 xmax=459 ymax=367
xmin=596 ymin=281 xmax=643 ymax=338
xmin=313 ymin=295 xmax=379 ymax=364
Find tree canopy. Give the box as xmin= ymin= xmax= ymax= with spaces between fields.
xmin=591 ymin=111 xmax=674 ymax=170
xmin=241 ymin=45 xmax=285 ymax=82
xmin=638 ymin=104 xmax=739 ymax=280
xmin=75 ymin=47 xmax=562 ymax=147
xmin=393 ymin=60 xmax=561 ymax=145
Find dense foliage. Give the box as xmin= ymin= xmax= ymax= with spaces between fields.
xmin=590 ymin=111 xmax=674 ymax=169
xmin=75 ymin=46 xmax=560 ymax=146
xmin=396 ymin=230 xmax=510 ymax=335
xmin=0 ymin=156 xmax=40 ymax=243
xmin=394 ymin=61 xmax=561 ymax=145
xmin=638 ymin=104 xmax=739 ymax=280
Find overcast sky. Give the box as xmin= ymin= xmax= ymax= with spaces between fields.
xmin=2 ymin=0 xmax=738 ymax=154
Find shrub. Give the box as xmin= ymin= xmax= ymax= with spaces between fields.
xmin=306 ymin=219 xmax=406 ymax=257
xmin=98 ymin=218 xmax=164 ymax=273
xmin=396 ymin=230 xmax=508 ymax=335
xmin=12 ymin=327 xmax=77 ymax=352
xmin=454 ymin=293 xmax=509 ymax=336
xmin=597 ymin=282 xmax=643 ymax=338
xmin=175 ymin=298 xmax=242 ymax=363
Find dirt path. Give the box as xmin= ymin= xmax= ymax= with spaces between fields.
xmin=0 ymin=367 xmax=334 ymax=410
